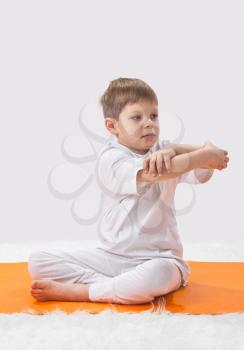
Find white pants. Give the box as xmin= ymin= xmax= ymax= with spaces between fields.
xmin=28 ymin=247 xmax=183 ymax=305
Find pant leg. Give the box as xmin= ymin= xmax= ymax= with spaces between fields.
xmin=89 ymin=258 xmax=182 ymax=305
xmin=28 ymin=247 xmax=118 ymax=285
xmin=28 ymin=248 xmax=182 ymax=305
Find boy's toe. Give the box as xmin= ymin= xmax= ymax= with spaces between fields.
xmin=31 ymin=279 xmax=49 ymax=290
xmin=31 ymin=280 xmax=39 ymax=289
xmin=31 ymin=288 xmax=43 ymax=294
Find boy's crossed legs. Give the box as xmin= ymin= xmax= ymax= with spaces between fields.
xmin=28 ymin=247 xmax=182 ymax=304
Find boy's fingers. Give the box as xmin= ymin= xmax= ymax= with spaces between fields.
xmin=143 ymin=158 xmax=149 ymax=173
xmin=156 ymin=155 xmax=164 ymax=175
xmin=163 ymin=155 xmax=171 ymax=172
xmin=149 ymin=156 xmax=157 ymax=176
xmin=143 ymin=159 xmax=146 ymax=171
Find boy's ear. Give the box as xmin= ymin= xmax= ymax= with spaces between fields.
xmin=105 ymin=117 xmax=118 ymax=136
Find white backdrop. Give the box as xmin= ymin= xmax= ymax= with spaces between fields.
xmin=1 ymin=0 xmax=243 ymax=244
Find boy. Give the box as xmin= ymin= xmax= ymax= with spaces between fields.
xmin=29 ymin=78 xmax=229 ymax=304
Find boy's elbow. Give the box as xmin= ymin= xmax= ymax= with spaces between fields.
xmin=194 ymin=169 xmax=214 ymax=183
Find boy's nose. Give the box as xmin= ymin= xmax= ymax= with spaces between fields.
xmin=145 ymin=118 xmax=153 ymax=126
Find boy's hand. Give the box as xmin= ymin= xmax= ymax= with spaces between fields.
xmin=143 ymin=148 xmax=176 ymax=176
xmin=200 ymin=141 xmax=229 ymax=170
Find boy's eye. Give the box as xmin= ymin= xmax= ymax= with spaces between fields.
xmin=131 ymin=115 xmax=158 ymax=120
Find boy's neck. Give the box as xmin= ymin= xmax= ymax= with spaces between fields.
xmin=113 ymin=137 xmax=150 ymax=155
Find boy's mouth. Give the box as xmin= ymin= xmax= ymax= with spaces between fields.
xmin=142 ymin=133 xmax=156 ymax=138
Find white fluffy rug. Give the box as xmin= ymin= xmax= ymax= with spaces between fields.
xmin=0 ymin=240 xmax=244 ymax=350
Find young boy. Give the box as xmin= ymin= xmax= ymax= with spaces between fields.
xmin=28 ymin=78 xmax=229 ymax=304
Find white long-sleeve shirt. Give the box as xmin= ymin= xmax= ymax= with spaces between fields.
xmin=94 ymin=135 xmax=214 ymax=286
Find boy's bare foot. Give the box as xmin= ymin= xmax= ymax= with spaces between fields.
xmin=30 ymin=279 xmax=90 ymax=302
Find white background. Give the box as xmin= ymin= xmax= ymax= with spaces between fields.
xmin=1 ymin=0 xmax=243 ymax=244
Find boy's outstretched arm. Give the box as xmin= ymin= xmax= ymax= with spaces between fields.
xmin=169 ymin=143 xmax=205 ymax=154
xmin=170 ymin=141 xmax=217 ymax=183
xmin=166 ymin=139 xmax=219 ymax=155
xmin=137 ymin=146 xmax=229 ymax=183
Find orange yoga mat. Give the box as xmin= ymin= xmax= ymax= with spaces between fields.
xmin=0 ymin=261 xmax=244 ymax=315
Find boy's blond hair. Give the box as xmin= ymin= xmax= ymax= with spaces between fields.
xmin=100 ymin=77 xmax=158 ymax=120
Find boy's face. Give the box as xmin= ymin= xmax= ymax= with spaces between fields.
xmin=105 ymin=99 xmax=160 ymax=155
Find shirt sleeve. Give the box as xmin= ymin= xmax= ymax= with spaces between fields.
xmin=96 ymin=150 xmax=152 ymax=197
xmin=178 ymin=169 xmax=214 ymax=184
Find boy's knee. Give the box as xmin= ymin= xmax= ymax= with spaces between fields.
xmin=137 ymin=259 xmax=178 ymax=293
xmin=138 ymin=258 xmax=172 ymax=277
xmin=28 ymin=249 xmax=57 ymax=262
xmin=28 ymin=250 xmax=49 ymax=279
xmin=29 ymin=250 xmax=44 ymax=261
